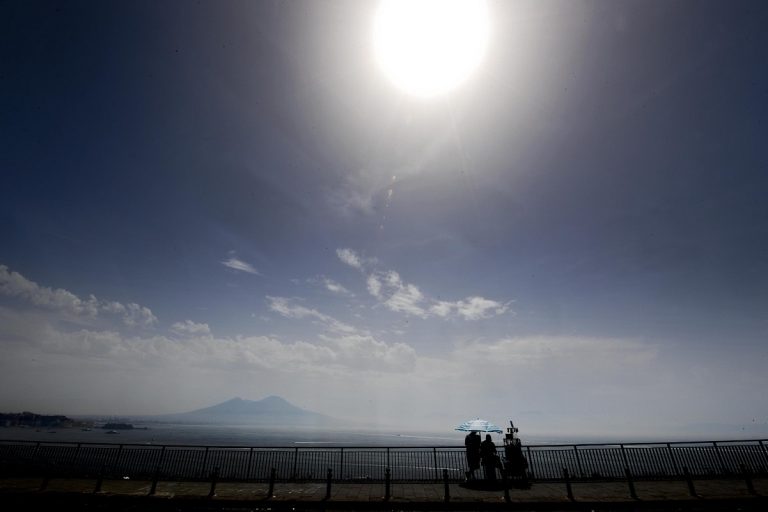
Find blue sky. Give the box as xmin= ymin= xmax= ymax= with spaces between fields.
xmin=1 ymin=0 xmax=767 ymax=437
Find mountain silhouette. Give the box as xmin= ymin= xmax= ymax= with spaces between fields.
xmin=156 ymin=396 xmax=331 ymax=425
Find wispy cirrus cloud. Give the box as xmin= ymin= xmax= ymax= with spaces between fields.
xmin=307 ymin=276 xmax=354 ymax=297
xmin=321 ymin=277 xmax=353 ymax=296
xmin=221 ymin=256 xmax=260 ymax=275
xmin=267 ymin=296 xmax=357 ymax=334
xmin=336 ymin=249 xmax=511 ymax=321
xmin=0 ymin=264 xmax=157 ymax=327
xmin=452 ymin=336 xmax=657 ymax=367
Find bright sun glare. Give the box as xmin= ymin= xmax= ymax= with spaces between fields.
xmin=373 ymin=0 xmax=490 ymax=98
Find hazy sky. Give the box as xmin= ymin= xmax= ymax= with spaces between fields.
xmin=1 ymin=0 xmax=767 ymax=437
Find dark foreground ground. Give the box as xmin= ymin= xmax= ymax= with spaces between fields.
xmin=1 ymin=476 xmax=767 ymax=511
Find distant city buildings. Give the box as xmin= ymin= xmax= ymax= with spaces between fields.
xmin=0 ymin=412 xmax=92 ymax=428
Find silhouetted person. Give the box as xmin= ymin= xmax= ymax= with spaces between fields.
xmin=503 ymin=437 xmax=529 ymax=487
xmin=464 ymin=431 xmax=481 ymax=479
xmin=480 ymin=434 xmax=498 ymax=481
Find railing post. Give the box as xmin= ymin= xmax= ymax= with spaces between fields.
xmin=682 ymin=466 xmax=698 ymax=497
xmin=112 ymin=444 xmax=124 ymax=473
xmin=208 ymin=466 xmax=219 ymax=498
xmin=563 ymin=467 xmax=574 ymax=501
xmin=573 ymin=445 xmax=583 ymax=477
xmin=759 ymin=440 xmax=768 ymax=466
xmin=325 ymin=468 xmax=332 ymax=500
xmin=339 ymin=447 xmax=344 ymax=480
xmin=201 ymin=446 xmax=210 ymax=479
xmin=526 ymin=446 xmax=535 ymax=480
xmin=291 ymin=447 xmax=299 ymax=480
xmin=624 ymin=467 xmax=638 ymax=499
xmin=384 ymin=467 xmax=391 ymax=501
xmin=433 ymin=447 xmax=439 ymax=481
xmin=620 ymin=443 xmax=630 ymax=471
xmin=155 ymin=446 xmax=166 ymax=478
xmin=712 ymin=442 xmax=727 ymax=474
xmin=443 ymin=468 xmax=450 ymax=502
xmin=148 ymin=465 xmax=160 ymax=496
xmin=267 ymin=467 xmax=276 ymax=498
xmin=740 ymin=464 xmax=756 ymax=495
xmin=245 ymin=447 xmax=254 ymax=480
xmin=73 ymin=443 xmax=82 ymax=471
xmin=667 ymin=443 xmax=680 ymax=476
xmin=94 ymin=464 xmax=105 ymax=494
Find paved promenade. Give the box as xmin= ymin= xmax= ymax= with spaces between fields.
xmin=2 ymin=476 xmax=767 ymax=510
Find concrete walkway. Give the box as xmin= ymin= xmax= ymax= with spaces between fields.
xmin=2 ymin=476 xmax=767 ymax=510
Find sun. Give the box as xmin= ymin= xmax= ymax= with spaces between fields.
xmin=373 ymin=0 xmax=490 ymax=98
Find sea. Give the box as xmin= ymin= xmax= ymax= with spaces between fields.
xmin=1 ymin=423 xmax=472 ymax=447
xmin=0 ymin=422 xmax=699 ymax=447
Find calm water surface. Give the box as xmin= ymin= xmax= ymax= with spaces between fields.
xmin=1 ymin=423 xmax=710 ymax=447
xmin=1 ymin=423 xmax=474 ymax=446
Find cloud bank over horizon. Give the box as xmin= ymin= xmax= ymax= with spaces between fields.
xmin=1 ymin=259 xmax=766 ymax=437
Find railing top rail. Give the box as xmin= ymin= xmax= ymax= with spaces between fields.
xmin=0 ymin=440 xmax=463 ymax=449
xmin=1 ymin=438 xmax=767 ymax=450
xmin=526 ymin=439 xmax=768 ymax=448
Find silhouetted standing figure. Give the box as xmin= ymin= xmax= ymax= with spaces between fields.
xmin=480 ymin=434 xmax=498 ymax=481
xmin=504 ymin=437 xmax=528 ymax=482
xmin=464 ymin=431 xmax=481 ymax=479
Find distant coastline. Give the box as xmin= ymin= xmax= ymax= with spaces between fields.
xmin=0 ymin=411 xmax=92 ymax=429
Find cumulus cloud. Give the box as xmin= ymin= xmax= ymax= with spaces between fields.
xmin=171 ymin=320 xmax=212 ymax=336
xmin=430 ymin=296 xmax=511 ymax=320
xmin=366 ymin=274 xmax=382 ymax=298
xmin=336 ymin=248 xmax=363 ymax=270
xmin=429 ymin=301 xmax=453 ymax=318
xmin=378 ymin=271 xmax=428 ymax=318
xmin=0 ymin=264 xmax=157 ymax=327
xmin=102 ymin=302 xmax=158 ymax=327
xmin=267 ymin=296 xmax=357 ymax=334
xmin=0 ymin=309 xmax=417 ymax=377
xmin=335 ymin=251 xmax=511 ymax=321
xmin=1 ymin=264 xmax=99 ymax=316
xmin=318 ymin=333 xmax=417 ymax=372
xmin=221 ymin=256 xmax=260 ymax=275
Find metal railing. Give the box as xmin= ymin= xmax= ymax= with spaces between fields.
xmin=1 ymin=438 xmax=767 ymax=483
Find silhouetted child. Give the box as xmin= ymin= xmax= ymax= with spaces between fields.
xmin=480 ymin=434 xmax=498 ymax=480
